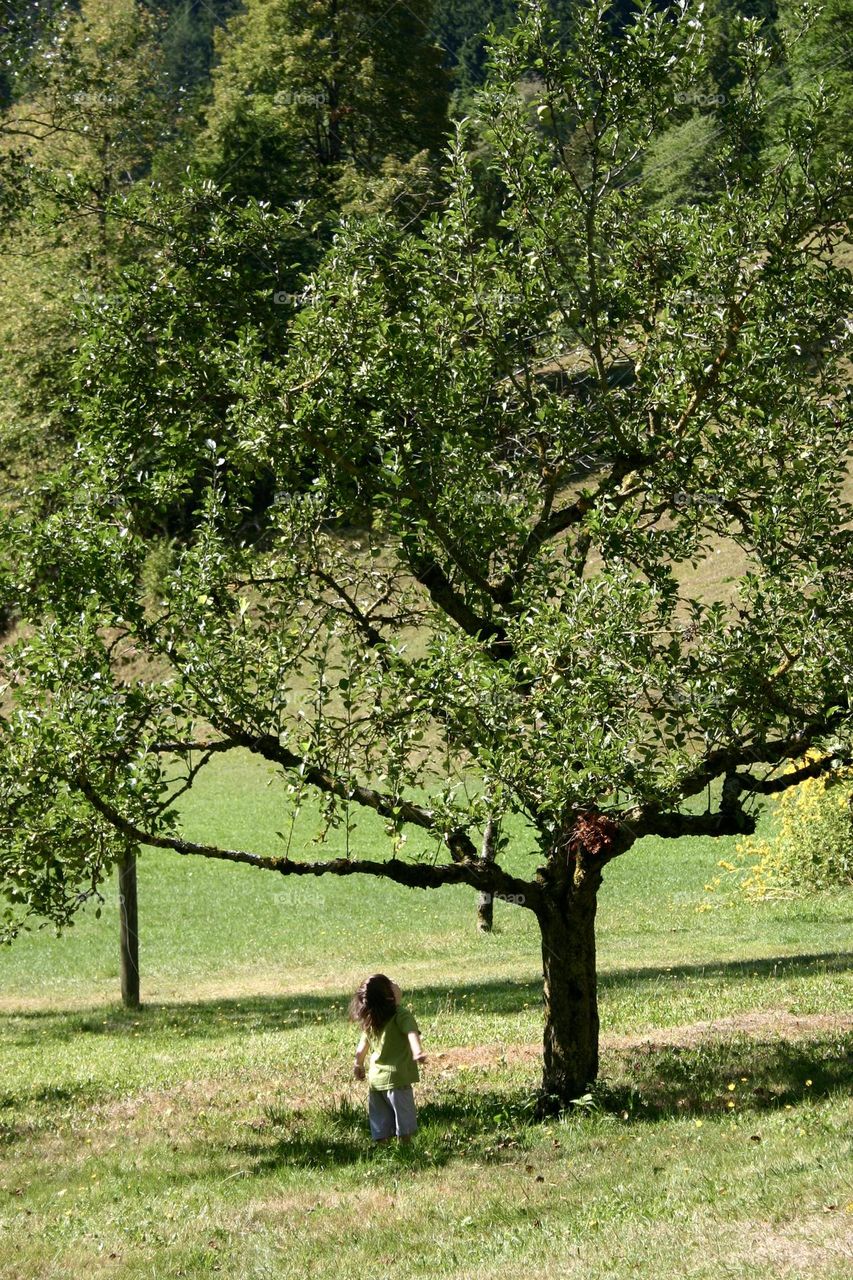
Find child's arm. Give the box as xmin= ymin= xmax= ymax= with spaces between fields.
xmin=353 ymin=1031 xmax=369 ymax=1080
xmin=408 ymin=1030 xmax=427 ymax=1065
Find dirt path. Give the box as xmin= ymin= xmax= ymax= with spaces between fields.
xmin=433 ymin=1010 xmax=852 ymax=1070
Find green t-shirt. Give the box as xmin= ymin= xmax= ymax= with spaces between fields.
xmin=367 ymin=1006 xmax=421 ymax=1090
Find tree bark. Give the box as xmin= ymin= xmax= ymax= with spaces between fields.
xmin=118 ymin=847 xmax=140 ymax=1009
xmin=537 ymin=867 xmax=601 ymax=1109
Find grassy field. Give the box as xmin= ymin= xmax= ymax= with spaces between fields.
xmin=0 ymin=751 xmax=851 ymax=1279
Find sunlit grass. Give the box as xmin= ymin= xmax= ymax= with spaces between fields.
xmin=0 ymin=752 xmax=850 ymax=1279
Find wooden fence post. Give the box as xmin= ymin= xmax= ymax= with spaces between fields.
xmin=118 ymin=847 xmax=140 ymax=1008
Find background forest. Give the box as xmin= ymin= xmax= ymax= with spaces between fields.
xmin=1 ymin=0 xmax=851 ymax=551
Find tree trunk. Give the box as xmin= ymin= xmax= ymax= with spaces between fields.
xmin=537 ymin=873 xmax=601 ymax=1109
xmin=118 ymin=848 xmax=140 ymax=1009
xmin=326 ymin=1 xmax=342 ymax=168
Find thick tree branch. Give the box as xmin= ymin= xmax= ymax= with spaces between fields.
xmin=149 ymin=738 xmax=238 ymax=756
xmin=294 ymin=417 xmax=510 ymax=655
xmin=738 ymin=754 xmax=848 ymax=794
xmin=407 ymin=549 xmax=512 ymax=659
xmin=627 ymin=751 xmax=852 ymax=841
xmin=677 ymin=718 xmax=850 ymax=801
xmin=299 ymin=415 xmax=502 ymax=615
xmin=76 ymin=776 xmax=534 ymax=901
xmin=131 ymin=613 xmax=481 ymax=862
xmin=494 ymin=450 xmax=648 ymax=604
xmin=624 ymin=806 xmax=756 ymax=840
xmin=149 ymin=726 xmax=478 ymax=859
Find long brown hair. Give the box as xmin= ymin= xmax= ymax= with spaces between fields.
xmin=349 ymin=973 xmax=397 ymax=1036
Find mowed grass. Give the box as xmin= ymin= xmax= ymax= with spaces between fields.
xmin=0 ymin=751 xmax=851 ymax=1279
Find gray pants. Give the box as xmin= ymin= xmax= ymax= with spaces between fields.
xmin=368 ymin=1086 xmax=418 ymax=1140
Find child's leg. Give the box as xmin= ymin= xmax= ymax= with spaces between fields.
xmin=387 ymin=1087 xmax=417 ymax=1142
xmin=367 ymin=1089 xmax=396 ymax=1143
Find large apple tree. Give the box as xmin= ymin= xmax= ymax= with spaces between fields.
xmin=2 ymin=0 xmax=852 ymax=1106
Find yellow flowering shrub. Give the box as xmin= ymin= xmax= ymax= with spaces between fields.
xmin=706 ymin=760 xmax=853 ymax=901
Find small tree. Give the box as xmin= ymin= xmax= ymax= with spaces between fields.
xmin=2 ymin=0 xmax=853 ymax=1107
xmin=0 ymin=0 xmax=175 ymax=487
xmin=197 ymin=0 xmax=450 ymax=210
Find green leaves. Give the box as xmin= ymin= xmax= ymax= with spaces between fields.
xmin=0 ymin=615 xmax=170 ymax=942
xmin=4 ymin=0 xmax=853 ymax=937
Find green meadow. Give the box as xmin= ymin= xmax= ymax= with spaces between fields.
xmin=1 ymin=750 xmax=851 ymax=1279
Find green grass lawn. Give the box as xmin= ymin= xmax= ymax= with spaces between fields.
xmin=0 ymin=751 xmax=851 ymax=1279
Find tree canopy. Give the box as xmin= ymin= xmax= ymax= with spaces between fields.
xmin=1 ymin=0 xmax=852 ymax=1104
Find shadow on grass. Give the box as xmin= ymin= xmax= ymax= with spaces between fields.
xmin=2 ymin=951 xmax=850 ymax=1048
xmin=0 ymin=1083 xmax=90 ymax=1109
xmin=233 ymin=1090 xmax=542 ymax=1172
xmin=1 ymin=1032 xmax=849 ymax=1170
xmin=230 ymin=1034 xmax=852 ymax=1172
xmin=0 ymin=1082 xmax=98 ymax=1149
xmin=598 ymin=1031 xmax=851 ymax=1122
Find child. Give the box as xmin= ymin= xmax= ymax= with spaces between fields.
xmin=349 ymin=973 xmax=426 ymax=1144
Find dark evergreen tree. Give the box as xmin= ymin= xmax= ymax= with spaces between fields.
xmin=157 ymin=0 xmax=241 ymax=98
xmin=432 ymin=0 xmax=520 ymax=100
xmin=198 ymin=0 xmax=451 ymax=211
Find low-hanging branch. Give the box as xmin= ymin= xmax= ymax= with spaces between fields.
xmin=146 ymin=727 xmax=477 ymax=860
xmin=76 ymin=776 xmax=537 ymax=904
xmin=628 ymin=750 xmax=852 ymax=841
xmin=738 ymin=755 xmax=850 ymax=795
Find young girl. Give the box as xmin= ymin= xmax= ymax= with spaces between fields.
xmin=349 ymin=974 xmax=426 ymax=1143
